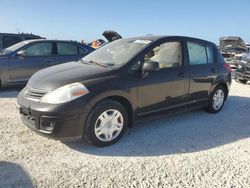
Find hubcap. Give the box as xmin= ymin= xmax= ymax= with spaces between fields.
xmin=212 ymin=89 xmax=224 ymax=110
xmin=94 ymin=109 xmax=124 ymax=142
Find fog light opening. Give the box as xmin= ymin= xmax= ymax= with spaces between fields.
xmin=40 ymin=118 xmax=56 ymax=132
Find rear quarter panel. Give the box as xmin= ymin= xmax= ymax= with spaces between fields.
xmin=210 ymin=63 xmax=231 ymax=96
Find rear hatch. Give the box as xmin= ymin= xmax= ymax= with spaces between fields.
xmin=102 ymin=30 xmax=122 ymax=42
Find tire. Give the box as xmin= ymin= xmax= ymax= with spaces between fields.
xmin=207 ymin=86 xmax=226 ymax=113
xmin=83 ymin=99 xmax=128 ymax=147
xmin=239 ymin=79 xmax=248 ymax=84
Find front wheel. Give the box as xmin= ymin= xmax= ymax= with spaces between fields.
xmin=207 ymin=86 xmax=226 ymax=113
xmin=84 ymin=99 xmax=128 ymax=147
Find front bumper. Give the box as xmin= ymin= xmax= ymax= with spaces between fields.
xmin=17 ymin=91 xmax=92 ymax=141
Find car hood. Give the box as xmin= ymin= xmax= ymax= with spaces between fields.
xmin=28 ymin=61 xmax=112 ymax=91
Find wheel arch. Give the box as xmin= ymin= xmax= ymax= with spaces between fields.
xmin=87 ymin=91 xmax=136 ymax=128
xmin=211 ymin=81 xmax=229 ymax=100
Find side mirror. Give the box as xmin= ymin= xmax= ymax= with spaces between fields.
xmin=142 ymin=61 xmax=160 ymax=72
xmin=16 ymin=50 xmax=27 ymax=57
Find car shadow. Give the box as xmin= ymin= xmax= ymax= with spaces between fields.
xmin=0 ymin=161 xmax=33 ymax=187
xmin=0 ymin=86 xmax=23 ymax=98
xmin=65 ymin=95 xmax=250 ymax=157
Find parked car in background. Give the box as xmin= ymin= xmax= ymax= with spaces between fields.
xmin=17 ymin=35 xmax=231 ymax=146
xmin=0 ymin=39 xmax=94 ymax=87
xmin=235 ymin=53 xmax=250 ymax=84
xmin=220 ymin=36 xmax=248 ymax=67
xmin=0 ymin=33 xmax=44 ymax=51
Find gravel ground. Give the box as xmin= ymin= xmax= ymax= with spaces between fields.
xmin=1 ymin=81 xmax=250 ymax=188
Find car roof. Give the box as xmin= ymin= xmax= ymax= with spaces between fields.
xmin=123 ymin=35 xmax=216 ymax=46
xmin=21 ymin=39 xmax=83 ymax=44
xmin=18 ymin=39 xmax=94 ymax=51
xmin=0 ymin=32 xmax=41 ymax=37
xmin=220 ymin=36 xmax=244 ymax=41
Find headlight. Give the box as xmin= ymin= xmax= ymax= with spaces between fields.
xmin=238 ymin=64 xmax=242 ymax=69
xmin=40 ymin=82 xmax=89 ymax=104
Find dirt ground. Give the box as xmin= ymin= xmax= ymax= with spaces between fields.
xmin=0 ymin=81 xmax=250 ymax=188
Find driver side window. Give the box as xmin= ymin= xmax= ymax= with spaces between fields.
xmin=24 ymin=42 xmax=53 ymax=56
xmin=144 ymin=41 xmax=182 ymax=69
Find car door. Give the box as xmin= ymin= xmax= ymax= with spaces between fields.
xmin=55 ymin=42 xmax=84 ymax=64
xmin=136 ymin=40 xmax=189 ymax=115
xmin=186 ymin=41 xmax=217 ymax=101
xmin=8 ymin=41 xmax=55 ymax=83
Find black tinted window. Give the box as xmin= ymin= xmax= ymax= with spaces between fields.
xmin=3 ymin=36 xmax=22 ymax=48
xmin=25 ymin=42 xmax=52 ymax=56
xmin=57 ymin=43 xmax=78 ymax=55
xmin=187 ymin=42 xmax=207 ymax=65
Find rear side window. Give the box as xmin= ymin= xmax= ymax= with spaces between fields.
xmin=25 ymin=42 xmax=53 ymax=56
xmin=187 ymin=42 xmax=207 ymax=65
xmin=3 ymin=36 xmax=22 ymax=48
xmin=206 ymin=46 xmax=214 ymax=64
xmin=57 ymin=42 xmax=78 ymax=55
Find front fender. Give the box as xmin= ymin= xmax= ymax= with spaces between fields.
xmin=88 ymin=89 xmax=137 ymax=111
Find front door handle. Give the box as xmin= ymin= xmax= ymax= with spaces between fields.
xmin=178 ymin=72 xmax=185 ymax=78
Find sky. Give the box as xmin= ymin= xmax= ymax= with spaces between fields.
xmin=0 ymin=0 xmax=249 ymax=44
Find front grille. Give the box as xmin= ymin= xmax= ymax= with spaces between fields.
xmin=22 ymin=113 xmax=36 ymax=127
xmin=19 ymin=106 xmax=36 ymax=128
xmin=24 ymin=87 xmax=47 ymax=101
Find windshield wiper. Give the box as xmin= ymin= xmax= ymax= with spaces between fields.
xmin=80 ymin=59 xmax=110 ymax=68
xmin=88 ymin=60 xmax=110 ymax=68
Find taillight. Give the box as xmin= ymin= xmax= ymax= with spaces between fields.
xmin=224 ymin=63 xmax=232 ymax=72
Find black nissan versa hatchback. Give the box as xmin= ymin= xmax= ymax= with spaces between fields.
xmin=17 ymin=36 xmax=232 ymax=146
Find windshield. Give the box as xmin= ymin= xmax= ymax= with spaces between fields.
xmin=1 ymin=41 xmax=29 ymax=55
xmin=81 ymin=38 xmax=151 ymax=67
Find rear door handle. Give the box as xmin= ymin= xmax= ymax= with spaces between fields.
xmin=178 ymin=72 xmax=185 ymax=78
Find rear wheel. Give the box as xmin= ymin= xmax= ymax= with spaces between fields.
xmin=238 ymin=79 xmax=248 ymax=84
xmin=84 ymin=99 xmax=128 ymax=147
xmin=207 ymin=86 xmax=225 ymax=113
